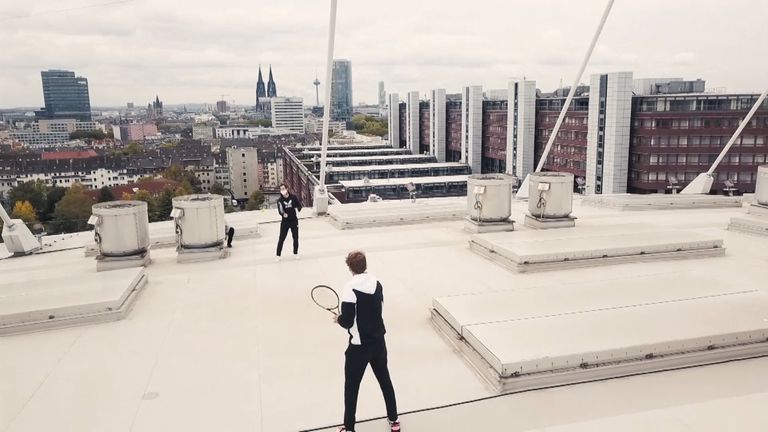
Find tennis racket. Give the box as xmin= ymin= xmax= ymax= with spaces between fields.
xmin=311 ymin=284 xmax=340 ymax=315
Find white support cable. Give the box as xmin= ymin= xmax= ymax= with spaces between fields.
xmin=534 ymin=0 xmax=615 ymax=173
xmin=0 ymin=202 xmax=14 ymax=227
xmin=318 ymin=0 xmax=338 ymax=190
xmin=681 ymin=87 xmax=767 ymax=194
xmin=516 ymin=0 xmax=615 ymax=199
xmin=707 ymin=88 xmax=768 ymax=176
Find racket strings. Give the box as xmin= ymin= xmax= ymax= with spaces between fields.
xmin=312 ymin=285 xmax=340 ymax=311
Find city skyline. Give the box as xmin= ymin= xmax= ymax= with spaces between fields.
xmin=1 ymin=0 xmax=766 ymax=108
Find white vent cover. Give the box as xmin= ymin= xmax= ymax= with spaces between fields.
xmin=90 ymin=201 xmax=150 ymax=257
xmin=172 ymin=194 xmax=226 ymax=249
xmin=528 ymin=173 xmax=574 ymax=219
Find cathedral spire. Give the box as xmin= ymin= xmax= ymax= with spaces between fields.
xmin=267 ymin=65 xmax=277 ymax=98
xmin=256 ymin=65 xmax=266 ymax=105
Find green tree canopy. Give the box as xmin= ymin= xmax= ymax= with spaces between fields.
xmin=69 ymin=130 xmax=107 ymax=140
xmin=348 ymin=114 xmax=388 ymax=137
xmin=42 ymin=186 xmax=67 ymax=222
xmin=162 ymin=165 xmax=202 ymax=193
xmin=52 ymin=183 xmax=94 ymax=233
xmin=156 ymin=187 xmax=176 ymax=222
xmin=97 ymin=186 xmax=115 ymax=203
xmin=9 ymin=180 xmax=46 ymax=214
xmin=210 ymin=182 xmax=227 ymax=196
xmin=245 ymin=190 xmax=265 ymax=211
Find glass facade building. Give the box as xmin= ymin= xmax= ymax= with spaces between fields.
xmin=331 ymin=60 xmax=353 ymax=122
xmin=38 ymin=70 xmax=92 ymax=122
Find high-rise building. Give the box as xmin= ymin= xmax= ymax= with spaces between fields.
xmin=430 ymin=89 xmax=446 ymax=162
xmin=331 ymin=59 xmax=353 ymax=122
xmin=227 ymin=146 xmax=260 ymax=200
xmin=462 ymin=85 xmax=483 ymax=173
xmin=378 ymin=82 xmax=386 ymax=108
xmin=216 ymin=100 xmax=228 ymax=113
xmin=406 ymin=91 xmax=420 ymax=154
xmin=271 ymin=97 xmax=305 ymax=134
xmin=387 ymin=93 xmax=400 ymax=148
xmin=506 ymin=80 xmax=537 ymax=179
xmin=586 ymin=72 xmax=633 ymax=194
xmin=37 ymin=70 xmax=92 ymax=122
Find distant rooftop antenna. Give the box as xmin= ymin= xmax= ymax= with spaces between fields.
xmin=517 ymin=0 xmax=616 ymax=199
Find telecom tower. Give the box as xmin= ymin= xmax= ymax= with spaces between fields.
xmin=313 ymin=74 xmax=321 ymax=106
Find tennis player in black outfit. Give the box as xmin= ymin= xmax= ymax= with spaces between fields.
xmin=333 ymin=251 xmax=400 ymax=432
xmin=275 ymin=183 xmax=302 ymax=261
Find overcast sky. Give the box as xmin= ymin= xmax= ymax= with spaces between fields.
xmin=1 ymin=0 xmax=766 ymax=109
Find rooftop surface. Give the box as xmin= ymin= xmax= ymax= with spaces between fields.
xmin=328 ymin=162 xmax=467 ymax=173
xmin=2 ymin=197 xmax=767 ymax=432
xmin=339 ymin=175 xmax=469 ymax=188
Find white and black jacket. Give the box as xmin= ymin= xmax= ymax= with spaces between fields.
xmin=337 ymin=273 xmax=386 ymax=346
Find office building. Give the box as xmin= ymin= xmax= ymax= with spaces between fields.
xmin=378 ymin=81 xmax=386 ymax=108
xmin=629 ymin=92 xmax=768 ymax=193
xmin=387 ymin=93 xmax=400 ymax=148
xmin=462 ymin=85 xmax=483 ymax=173
xmin=586 ymin=71 xmax=633 ymax=194
xmin=227 ymin=146 xmax=260 ymax=200
xmin=112 ymin=123 xmax=160 ymax=143
xmin=271 ymin=97 xmax=305 ymax=134
xmin=430 ymin=89 xmax=447 ymax=162
xmin=386 ymin=72 xmax=767 ymax=194
xmin=216 ymin=100 xmax=228 ymax=113
xmin=331 ymin=59 xmax=353 ymax=121
xmin=406 ymin=91 xmax=420 ymax=154
xmin=10 ymin=120 xmax=103 ymax=148
xmin=36 ymin=70 xmax=92 ymax=122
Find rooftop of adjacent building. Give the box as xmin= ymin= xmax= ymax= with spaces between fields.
xmin=1 ymin=196 xmax=767 ymax=431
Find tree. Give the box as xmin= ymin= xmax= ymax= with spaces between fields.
xmin=69 ymin=130 xmax=106 ymax=140
xmin=52 ymin=183 xmax=94 ymax=233
xmin=246 ymin=190 xmax=265 ymax=210
xmin=210 ymin=182 xmax=227 ymax=196
xmin=133 ymin=190 xmax=160 ymax=222
xmin=162 ymin=165 xmax=202 ymax=193
xmin=11 ymin=200 xmax=37 ymax=223
xmin=246 ymin=119 xmax=272 ymax=127
xmin=42 ymin=186 xmax=67 ymax=222
xmin=156 ymin=187 xmax=175 ymax=221
xmin=9 ymin=180 xmax=46 ymax=215
xmin=121 ymin=192 xmax=133 ymax=201
xmin=97 ymin=186 xmax=115 ymax=203
xmin=123 ymin=142 xmax=143 ymax=155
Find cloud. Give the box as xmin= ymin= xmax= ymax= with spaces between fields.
xmin=0 ymin=0 xmax=766 ymax=108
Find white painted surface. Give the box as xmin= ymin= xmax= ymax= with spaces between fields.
xmin=2 ymin=198 xmax=768 ymax=431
